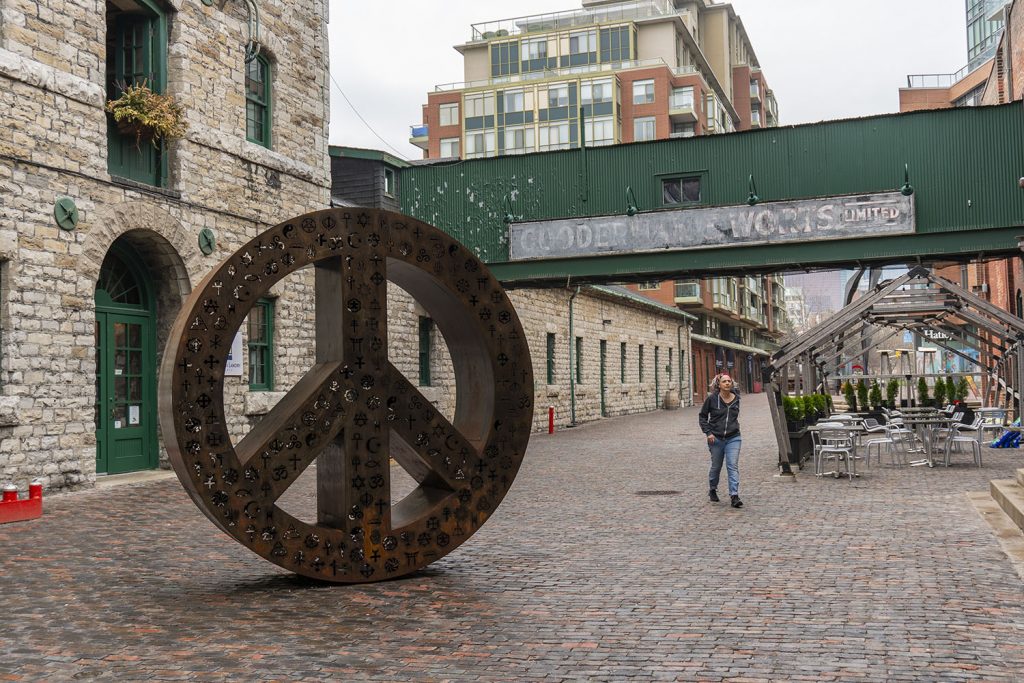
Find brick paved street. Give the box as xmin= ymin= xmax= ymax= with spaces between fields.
xmin=3 ymin=393 xmax=1024 ymax=681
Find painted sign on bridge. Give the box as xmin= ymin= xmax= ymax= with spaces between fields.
xmin=509 ymin=192 xmax=915 ymax=261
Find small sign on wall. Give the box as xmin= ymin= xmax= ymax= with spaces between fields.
xmin=225 ymin=331 xmax=243 ymax=377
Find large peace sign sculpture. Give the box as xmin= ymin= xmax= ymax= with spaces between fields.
xmin=159 ymin=209 xmax=533 ymax=582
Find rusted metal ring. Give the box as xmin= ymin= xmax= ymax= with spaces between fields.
xmin=159 ymin=209 xmax=533 ymax=582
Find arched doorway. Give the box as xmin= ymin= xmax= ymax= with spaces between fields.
xmin=95 ymin=242 xmax=158 ymax=474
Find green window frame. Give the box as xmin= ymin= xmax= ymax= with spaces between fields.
xmin=668 ymin=347 xmax=674 ymax=381
xmin=662 ymin=176 xmax=702 ymax=205
xmin=418 ymin=316 xmax=433 ymax=386
xmin=246 ymin=54 xmax=272 ymax=147
xmin=247 ymin=298 xmax=274 ymax=391
xmin=546 ymin=332 xmax=556 ymax=384
xmin=106 ymin=0 xmax=168 ymax=187
xmin=620 ymin=342 xmax=626 ymax=383
xmin=638 ymin=344 xmax=645 ymax=382
xmin=575 ymin=336 xmax=583 ymax=383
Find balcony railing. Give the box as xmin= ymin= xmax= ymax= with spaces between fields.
xmin=435 ymin=57 xmax=685 ymax=92
xmin=410 ymin=125 xmax=428 ymax=138
xmin=670 ymin=94 xmax=694 ymax=109
xmin=906 ymin=62 xmax=973 ymax=89
xmin=711 ymin=292 xmax=734 ymax=311
xmin=469 ymin=0 xmax=675 ymax=42
xmin=674 ymin=280 xmax=701 ymax=303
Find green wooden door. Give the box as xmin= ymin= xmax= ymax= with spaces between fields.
xmin=599 ymin=340 xmax=607 ymax=417
xmin=95 ymin=246 xmax=157 ymax=474
xmin=106 ymin=2 xmax=167 ymax=186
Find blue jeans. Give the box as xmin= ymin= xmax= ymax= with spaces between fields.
xmin=708 ymin=435 xmax=741 ymax=496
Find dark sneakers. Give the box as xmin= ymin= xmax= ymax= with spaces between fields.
xmin=709 ymin=489 xmax=720 ymax=502
xmin=731 ymin=495 xmax=743 ymax=508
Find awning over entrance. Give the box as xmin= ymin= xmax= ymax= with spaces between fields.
xmin=692 ymin=334 xmax=770 ymax=357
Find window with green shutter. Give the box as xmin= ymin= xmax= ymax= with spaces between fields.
xmin=620 ymin=342 xmax=626 ymax=383
xmin=419 ymin=317 xmax=433 ymax=386
xmin=247 ymin=298 xmax=274 ymax=391
xmin=638 ymin=344 xmax=645 ymax=382
xmin=546 ymin=332 xmax=555 ymax=384
xmin=106 ymin=0 xmax=168 ymax=186
xmin=246 ymin=54 xmax=272 ymax=147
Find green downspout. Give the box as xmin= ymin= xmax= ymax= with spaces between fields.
xmin=569 ymin=286 xmax=581 ymax=426
xmin=678 ymin=323 xmax=691 ymax=405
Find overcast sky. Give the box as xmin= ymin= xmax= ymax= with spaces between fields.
xmin=327 ymin=0 xmax=967 ymax=161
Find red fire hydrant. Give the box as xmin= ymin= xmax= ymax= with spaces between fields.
xmin=0 ymin=480 xmax=43 ymax=524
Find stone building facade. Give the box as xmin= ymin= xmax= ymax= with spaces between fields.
xmin=0 ymin=0 xmax=330 ymax=491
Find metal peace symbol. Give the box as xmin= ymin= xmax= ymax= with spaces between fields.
xmin=159 ymin=209 xmax=533 ymax=582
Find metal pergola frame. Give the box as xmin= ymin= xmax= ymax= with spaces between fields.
xmin=764 ymin=266 xmax=1024 ymax=475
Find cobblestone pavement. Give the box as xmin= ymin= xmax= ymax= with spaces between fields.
xmin=3 ymin=394 xmax=1024 ymax=681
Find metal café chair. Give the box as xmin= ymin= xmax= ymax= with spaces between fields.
xmin=812 ymin=424 xmax=859 ymax=479
xmin=978 ymin=408 xmax=1008 ymax=445
xmin=941 ymin=416 xmax=984 ymax=468
xmin=930 ymin=411 xmax=964 ymax=444
xmin=861 ymin=418 xmax=904 ymax=468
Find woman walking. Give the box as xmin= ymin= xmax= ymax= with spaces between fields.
xmin=698 ymin=373 xmax=743 ymax=508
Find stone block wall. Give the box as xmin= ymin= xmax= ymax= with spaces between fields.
xmin=0 ymin=0 xmax=330 ymax=492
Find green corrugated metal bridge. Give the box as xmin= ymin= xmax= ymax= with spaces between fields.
xmin=398 ymin=103 xmax=1024 ymax=287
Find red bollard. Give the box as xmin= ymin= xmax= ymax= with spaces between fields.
xmin=0 ymin=480 xmax=43 ymax=524
xmin=548 ymin=406 xmax=555 ymax=434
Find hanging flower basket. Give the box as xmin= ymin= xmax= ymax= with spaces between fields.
xmin=106 ymin=81 xmax=187 ymax=148
xmin=115 ymin=119 xmax=157 ymax=145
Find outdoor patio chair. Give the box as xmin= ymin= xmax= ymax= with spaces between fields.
xmin=861 ymin=419 xmax=904 ymax=468
xmin=812 ymin=425 xmax=859 ymax=479
xmin=930 ymin=411 xmax=964 ymax=443
xmin=941 ymin=423 xmax=984 ymax=468
xmin=885 ymin=416 xmax=920 ymax=452
xmin=978 ymin=408 xmax=1008 ymax=444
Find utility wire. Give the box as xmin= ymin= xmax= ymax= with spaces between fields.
xmin=329 ymin=72 xmax=412 ymax=161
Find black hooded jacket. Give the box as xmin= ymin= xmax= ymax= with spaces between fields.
xmin=698 ymin=390 xmax=741 ymax=439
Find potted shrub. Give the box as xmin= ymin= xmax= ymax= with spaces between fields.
xmin=783 ymin=396 xmax=804 ymax=431
xmin=956 ymin=377 xmax=970 ymax=403
xmin=933 ymin=376 xmax=947 ymax=407
xmin=917 ymin=377 xmax=930 ymax=407
xmin=105 ymin=81 xmax=187 ymax=147
xmin=799 ymin=395 xmax=814 ymax=424
xmin=842 ymin=381 xmax=857 ymax=413
xmin=886 ymin=378 xmax=899 ymax=408
xmin=856 ymin=379 xmax=869 ymax=413
xmin=869 ymin=381 xmax=882 ymax=410
xmin=813 ymin=393 xmax=827 ymax=419
xmin=946 ymin=377 xmax=957 ymax=404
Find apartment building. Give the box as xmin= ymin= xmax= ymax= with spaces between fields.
xmin=626 ymin=275 xmax=788 ymax=400
xmin=411 ymin=0 xmax=778 ymax=159
xmin=899 ymin=0 xmax=1013 ymax=110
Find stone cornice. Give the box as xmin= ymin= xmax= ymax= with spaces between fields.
xmin=185 ymin=121 xmax=329 ymax=187
xmin=0 ymin=48 xmax=105 ymax=107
